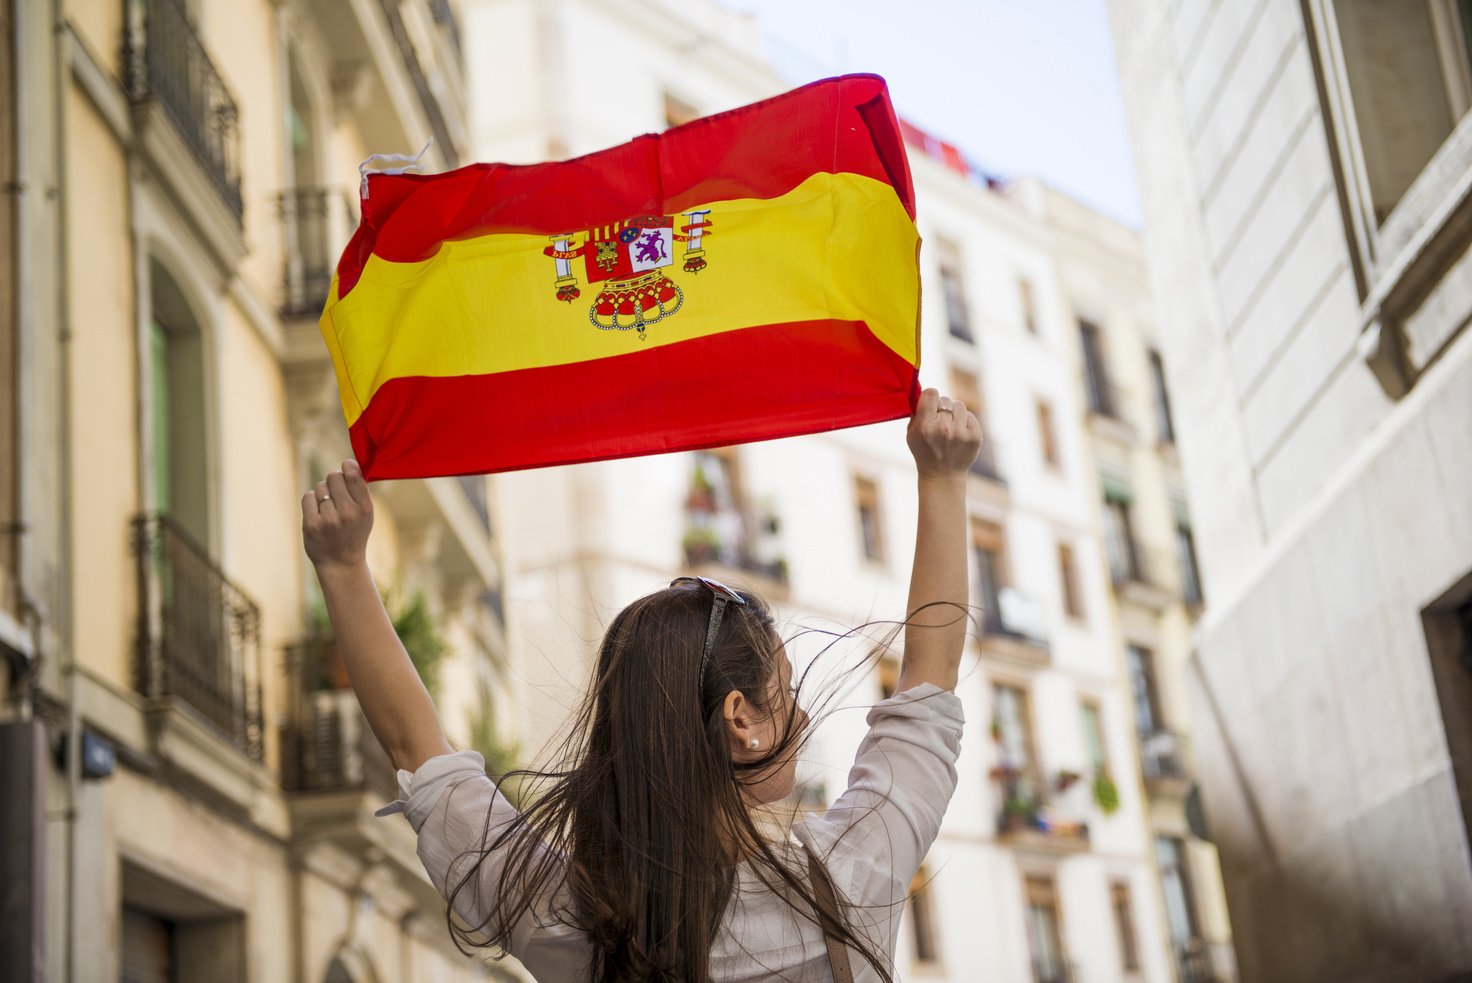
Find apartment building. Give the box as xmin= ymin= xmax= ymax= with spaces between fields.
xmin=465 ymin=1 xmax=1182 ymax=979
xmin=1031 ymin=181 xmax=1235 ymax=982
xmin=1106 ymin=0 xmax=1472 ymax=980
xmin=0 ymin=1 xmax=522 ymax=980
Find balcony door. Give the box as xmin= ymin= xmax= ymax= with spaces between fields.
xmin=1025 ymin=875 xmax=1069 ymax=983
xmin=972 ymin=518 xmax=1006 ymax=631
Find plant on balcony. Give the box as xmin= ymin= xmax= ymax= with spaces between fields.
xmin=682 ymin=524 xmax=722 ymax=565
xmin=389 ymin=590 xmax=450 ymax=696
xmin=305 ymin=589 xmax=450 ymax=696
xmin=467 ymin=697 xmax=525 ymax=808
xmin=1055 ymin=769 xmax=1083 ymax=793
xmin=685 ymin=461 xmax=717 ymax=512
xmin=1092 ymin=769 xmax=1121 ymax=815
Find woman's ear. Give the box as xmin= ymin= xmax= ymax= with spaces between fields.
xmin=722 ymin=689 xmax=755 ymax=752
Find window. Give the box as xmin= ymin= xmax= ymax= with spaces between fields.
xmin=1111 ymin=881 xmax=1141 ymax=971
xmin=1149 ymin=349 xmax=1175 ymax=444
xmin=1019 ymin=277 xmax=1039 ymax=334
xmin=122 ymin=865 xmax=246 ymax=983
xmin=952 ymin=367 xmax=1000 ymax=479
xmin=1419 ymin=573 xmax=1472 ymax=866
xmin=992 ymin=683 xmax=1035 ymax=770
xmin=1176 ymin=521 xmax=1203 ymax=606
xmin=1080 ymin=699 xmax=1107 ymax=772
xmin=663 ymin=92 xmax=699 ymax=129
xmin=686 ymin=449 xmax=745 ymax=567
xmin=1057 ymin=543 xmax=1083 ymax=619
xmin=908 ymin=868 xmax=941 ymax=965
xmin=148 ymin=258 xmax=210 ymax=548
xmin=1156 ymin=836 xmax=1200 ymax=945
xmin=938 ymin=239 xmax=973 ymax=342
xmin=1126 ymin=644 xmax=1163 ymax=736
xmin=878 ymin=657 xmax=899 ymax=700
xmin=1025 ymin=876 xmax=1069 ymax=983
xmin=972 ymin=518 xmax=1006 ymax=629
xmin=855 ymin=476 xmax=884 ymax=562
xmin=1079 ymin=319 xmax=1116 ymax=417
xmin=1102 ymin=489 xmax=1139 ymax=585
xmin=1033 ymin=399 xmax=1060 ymax=470
xmin=1328 ymin=0 xmax=1472 ymax=223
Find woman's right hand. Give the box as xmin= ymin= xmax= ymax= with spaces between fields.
xmin=906 ymin=388 xmax=983 ymax=479
xmin=302 ymin=458 xmax=374 ymax=570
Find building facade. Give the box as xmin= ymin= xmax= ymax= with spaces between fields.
xmin=1106 ymin=0 xmax=1472 ymax=980
xmin=1036 ymin=180 xmax=1236 ymax=982
xmin=464 ymin=1 xmax=1196 ymax=979
xmin=0 ymin=1 xmax=524 ymax=980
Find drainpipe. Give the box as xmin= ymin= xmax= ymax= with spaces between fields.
xmin=50 ymin=0 xmax=81 ymax=979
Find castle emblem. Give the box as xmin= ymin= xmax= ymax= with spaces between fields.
xmin=544 ymin=211 xmax=712 ymax=339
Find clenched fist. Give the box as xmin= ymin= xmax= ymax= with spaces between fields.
xmin=906 ymin=388 xmax=983 ymax=479
xmin=302 ymin=459 xmax=374 ymax=570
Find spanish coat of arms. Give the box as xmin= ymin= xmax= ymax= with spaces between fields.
xmin=543 ymin=210 xmax=712 ymax=338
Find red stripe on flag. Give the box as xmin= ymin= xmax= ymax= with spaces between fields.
xmin=338 ymin=74 xmax=913 ymax=299
xmin=349 ymin=319 xmax=919 ymax=479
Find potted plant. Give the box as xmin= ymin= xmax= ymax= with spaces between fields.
xmin=681 ymin=525 xmax=722 ymax=565
xmin=685 ymin=462 xmax=717 ymax=512
xmin=1055 ymin=769 xmax=1083 ymax=793
xmin=1092 ymin=769 xmax=1121 ymax=815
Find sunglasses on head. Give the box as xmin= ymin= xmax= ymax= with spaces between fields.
xmin=670 ymin=576 xmax=748 ymax=684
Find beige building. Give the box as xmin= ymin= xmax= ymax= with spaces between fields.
xmin=1106 ymin=0 xmax=1472 ymax=980
xmin=0 ymin=1 xmax=524 ymax=980
xmin=1033 ymin=181 xmax=1236 ymax=981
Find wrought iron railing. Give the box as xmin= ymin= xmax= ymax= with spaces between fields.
xmin=1139 ymin=729 xmax=1191 ymax=782
xmin=280 ymin=639 xmax=399 ymax=803
xmin=132 ymin=513 xmax=262 ymax=760
xmin=277 ymin=186 xmax=353 ymax=317
xmin=123 ymin=0 xmax=243 ymax=220
xmin=1175 ymin=938 xmax=1220 ymax=983
xmin=1032 ymin=957 xmax=1078 ymax=983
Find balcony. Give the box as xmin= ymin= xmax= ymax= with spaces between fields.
xmin=977 ymin=587 xmax=1050 ymax=665
xmin=1033 ymin=959 xmax=1079 ymax=983
xmin=277 ymin=187 xmax=356 ymax=318
xmin=1139 ymin=729 xmax=1193 ymax=797
xmin=280 ymin=639 xmax=399 ymax=805
xmin=993 ymin=766 xmax=1089 ymax=854
xmin=1109 ymin=543 xmax=1175 ymax=610
xmin=682 ymin=473 xmax=789 ymax=597
xmin=123 ymin=0 xmax=242 ymax=222
xmin=1176 ymin=938 xmax=1234 ymax=983
xmin=132 ymin=514 xmax=263 ymax=763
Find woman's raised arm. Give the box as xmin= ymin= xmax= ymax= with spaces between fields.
xmin=896 ymin=388 xmax=983 ymax=693
xmin=302 ymin=459 xmax=453 ymax=772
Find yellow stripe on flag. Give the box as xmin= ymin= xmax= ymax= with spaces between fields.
xmin=321 ymin=172 xmax=919 ymax=427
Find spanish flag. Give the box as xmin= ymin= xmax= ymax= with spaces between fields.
xmin=322 ymin=74 xmax=921 ymax=479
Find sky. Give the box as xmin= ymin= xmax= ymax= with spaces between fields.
xmin=717 ymin=0 xmax=1144 ymax=229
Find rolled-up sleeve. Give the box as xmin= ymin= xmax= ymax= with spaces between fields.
xmin=803 ymin=684 xmax=965 ymax=890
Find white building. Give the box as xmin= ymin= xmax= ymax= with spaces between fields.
xmin=1105 ymin=0 xmax=1472 ymax=980
xmin=464 ymin=1 xmax=1183 ymax=979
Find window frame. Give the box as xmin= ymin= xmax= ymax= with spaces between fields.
xmin=854 ymin=474 xmax=886 ymax=563
xmin=1303 ymin=0 xmax=1472 ymax=393
xmin=936 ymin=238 xmax=974 ymax=343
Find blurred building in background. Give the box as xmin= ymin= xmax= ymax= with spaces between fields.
xmin=466 ymin=1 xmax=1231 ymax=979
xmin=0 ymin=1 xmax=522 ymax=980
xmin=1107 ymin=0 xmax=1472 ymax=980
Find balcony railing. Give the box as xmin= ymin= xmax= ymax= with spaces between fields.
xmin=277 ymin=187 xmax=354 ymax=317
xmin=123 ymin=0 xmax=243 ymax=220
xmin=1109 ymin=543 xmax=1175 ymax=596
xmin=993 ymin=765 xmax=1089 ymax=852
xmin=1175 ymin=938 xmax=1223 ymax=983
xmin=280 ymin=639 xmax=399 ymax=803
xmin=1140 ymin=729 xmax=1191 ymax=784
xmin=132 ymin=514 xmax=262 ymax=760
xmin=1033 ymin=958 xmax=1078 ymax=983
xmin=981 ymin=587 xmax=1049 ymax=650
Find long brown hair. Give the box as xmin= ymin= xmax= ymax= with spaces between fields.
xmin=445 ymin=583 xmax=900 ymax=982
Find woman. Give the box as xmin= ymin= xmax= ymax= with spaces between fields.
xmin=302 ymin=389 xmax=981 ymax=982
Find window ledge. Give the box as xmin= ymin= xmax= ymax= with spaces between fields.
xmin=1362 ymin=109 xmax=1472 ymax=392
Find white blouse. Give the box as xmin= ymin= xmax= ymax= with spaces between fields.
xmin=378 ymin=683 xmax=964 ymax=982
